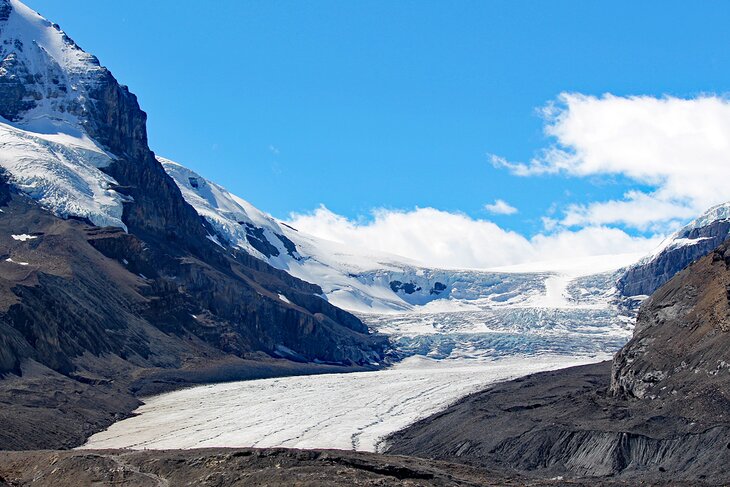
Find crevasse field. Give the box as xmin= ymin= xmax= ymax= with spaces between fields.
xmin=81 ymin=258 xmax=633 ymax=452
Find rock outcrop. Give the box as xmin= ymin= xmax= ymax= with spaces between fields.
xmin=618 ymin=202 xmax=730 ymax=297
xmin=612 ymin=242 xmax=730 ymax=404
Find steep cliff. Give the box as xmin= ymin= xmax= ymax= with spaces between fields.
xmin=618 ymin=202 xmax=730 ymax=297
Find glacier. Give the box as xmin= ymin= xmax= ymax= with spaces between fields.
xmin=80 ymin=354 xmax=603 ymax=452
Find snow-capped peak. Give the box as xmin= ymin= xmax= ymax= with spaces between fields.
xmin=0 ymin=0 xmax=106 ymax=131
xmin=639 ymin=201 xmax=730 ymax=265
xmin=0 ymin=0 xmax=128 ymax=229
xmin=160 ymin=156 xmax=634 ymax=314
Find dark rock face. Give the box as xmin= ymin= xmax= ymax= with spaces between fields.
xmin=390 ymin=280 xmax=422 ymax=295
xmin=243 ymin=222 xmax=281 ymax=258
xmin=0 ymin=51 xmax=36 ymax=121
xmin=612 ymin=242 xmax=730 ymax=402
xmin=387 ymin=244 xmax=730 ymax=483
xmin=618 ymin=220 xmax=730 ymax=297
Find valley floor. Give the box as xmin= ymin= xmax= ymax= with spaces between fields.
xmin=80 ymin=301 xmax=625 ymax=453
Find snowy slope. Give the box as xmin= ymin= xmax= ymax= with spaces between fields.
xmin=0 ymin=0 xmax=106 ymax=126
xmin=637 ymin=201 xmax=730 ymax=266
xmin=0 ymin=0 xmax=129 ymax=228
xmin=161 ymin=157 xmax=641 ymax=315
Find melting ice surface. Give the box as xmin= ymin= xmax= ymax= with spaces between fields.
xmin=81 ymin=354 xmax=603 ymax=452
xmin=82 ymin=256 xmax=632 ymax=453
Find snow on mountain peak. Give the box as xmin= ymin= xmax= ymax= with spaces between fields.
xmin=0 ymin=0 xmax=128 ymax=229
xmin=160 ymin=156 xmax=634 ymax=314
xmin=1 ymin=0 xmax=104 ymax=129
xmin=639 ymin=200 xmax=730 ymax=265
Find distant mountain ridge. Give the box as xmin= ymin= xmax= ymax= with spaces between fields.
xmin=618 ymin=202 xmax=730 ymax=297
xmin=162 ymin=158 xmax=646 ymax=315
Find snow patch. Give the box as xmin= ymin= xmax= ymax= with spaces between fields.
xmin=0 ymin=121 xmax=127 ymax=230
xmin=11 ymin=233 xmax=36 ymax=241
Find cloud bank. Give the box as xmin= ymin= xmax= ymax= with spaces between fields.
xmin=494 ymin=93 xmax=730 ymax=231
xmin=287 ymin=206 xmax=658 ymax=269
xmin=289 ymin=93 xmax=729 ymax=270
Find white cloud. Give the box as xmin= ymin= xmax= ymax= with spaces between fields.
xmin=493 ymin=93 xmax=730 ymax=230
xmin=484 ymin=199 xmax=518 ymax=215
xmin=560 ymin=191 xmax=696 ymax=232
xmin=287 ymin=206 xmax=658 ymax=269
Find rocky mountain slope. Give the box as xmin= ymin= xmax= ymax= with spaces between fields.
xmin=0 ymin=0 xmax=387 ymax=450
xmin=618 ymin=202 xmax=730 ymax=297
xmin=386 ymin=242 xmax=730 ymax=483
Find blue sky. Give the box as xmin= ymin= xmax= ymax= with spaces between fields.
xmin=26 ymin=1 xmax=730 ymax=266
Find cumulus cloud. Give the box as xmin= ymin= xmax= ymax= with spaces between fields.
xmin=287 ymin=206 xmax=658 ymax=269
xmin=493 ymin=93 xmax=730 ymax=230
xmin=484 ymin=199 xmax=518 ymax=215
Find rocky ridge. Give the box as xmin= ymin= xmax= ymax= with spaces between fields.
xmin=618 ymin=202 xmax=730 ymax=297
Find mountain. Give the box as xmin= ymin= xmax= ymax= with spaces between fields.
xmin=386 ymin=241 xmax=730 ymax=482
xmin=162 ymin=158 xmax=644 ymax=316
xmin=618 ymin=202 xmax=730 ymax=297
xmin=0 ymin=0 xmax=386 ymax=449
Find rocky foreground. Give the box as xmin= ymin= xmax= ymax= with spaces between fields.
xmin=0 ymin=448 xmax=710 ymax=487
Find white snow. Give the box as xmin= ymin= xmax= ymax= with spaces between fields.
xmin=636 ymin=201 xmax=730 ymax=266
xmin=5 ymin=257 xmax=29 ymax=265
xmin=0 ymin=121 xmax=127 ymax=229
xmin=0 ymin=2 xmax=131 ymax=230
xmin=277 ymin=293 xmax=292 ymax=304
xmin=81 ymin=354 xmax=603 ymax=452
xmin=11 ymin=233 xmax=36 ymax=241
xmin=2 ymin=0 xmax=107 ymax=130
